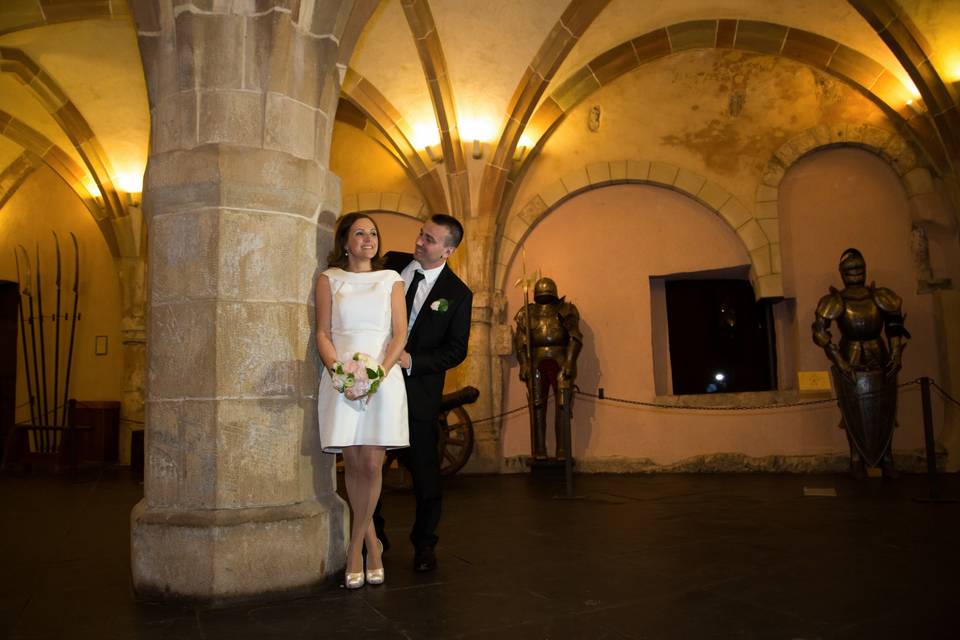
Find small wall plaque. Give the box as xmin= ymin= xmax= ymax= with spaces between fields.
xmin=797 ymin=370 xmax=831 ymax=393
xmin=95 ymin=335 xmax=108 ymax=356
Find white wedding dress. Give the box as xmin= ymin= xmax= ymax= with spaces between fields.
xmin=317 ymin=268 xmax=409 ymax=453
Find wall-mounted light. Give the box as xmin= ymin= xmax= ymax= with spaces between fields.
xmin=82 ymin=176 xmax=104 ymax=208
xmin=424 ymin=144 xmax=443 ymax=163
xmin=513 ymin=133 xmax=534 ymax=164
xmin=411 ymin=122 xmax=442 ymax=163
xmin=460 ymin=116 xmax=495 ymax=161
xmin=115 ymin=170 xmax=144 ymax=209
xmin=905 ymin=98 xmax=926 ymax=116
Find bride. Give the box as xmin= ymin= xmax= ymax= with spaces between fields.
xmin=315 ymin=213 xmax=409 ymax=589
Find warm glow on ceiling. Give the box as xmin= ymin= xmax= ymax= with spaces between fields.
xmin=82 ymin=175 xmax=101 ymax=200
xmin=937 ymin=49 xmax=960 ymax=82
xmin=459 ymin=116 xmax=497 ymax=142
xmin=114 ymin=170 xmax=144 ymax=194
xmin=518 ymin=133 xmax=534 ymax=149
xmin=410 ymin=121 xmax=441 ymax=149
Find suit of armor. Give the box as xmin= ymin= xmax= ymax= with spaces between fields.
xmin=514 ymin=278 xmax=582 ymax=460
xmin=812 ymin=249 xmax=909 ymax=476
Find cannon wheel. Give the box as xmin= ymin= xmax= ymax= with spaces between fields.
xmin=437 ymin=406 xmax=474 ymax=476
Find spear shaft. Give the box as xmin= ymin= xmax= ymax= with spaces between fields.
xmin=13 ymin=249 xmax=36 ymax=426
xmin=61 ymin=233 xmax=80 ymax=427
xmin=18 ymin=245 xmax=42 ymax=429
xmin=520 ymin=250 xmax=538 ymax=454
xmin=52 ymin=232 xmax=62 ymax=426
xmin=35 ymin=244 xmax=49 ymax=426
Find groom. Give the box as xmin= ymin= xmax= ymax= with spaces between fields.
xmin=377 ymin=213 xmax=473 ymax=572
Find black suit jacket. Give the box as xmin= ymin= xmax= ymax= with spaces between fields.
xmin=385 ymin=251 xmax=473 ymax=421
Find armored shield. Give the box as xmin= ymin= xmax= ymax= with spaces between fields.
xmin=832 ymin=368 xmax=897 ymax=467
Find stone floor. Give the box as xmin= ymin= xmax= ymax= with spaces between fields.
xmin=2 ymin=468 xmax=958 ymax=639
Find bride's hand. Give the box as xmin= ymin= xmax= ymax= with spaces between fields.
xmin=344 ymin=387 xmax=368 ymax=402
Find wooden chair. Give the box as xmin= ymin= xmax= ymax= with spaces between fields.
xmin=1 ymin=423 xmax=92 ymax=473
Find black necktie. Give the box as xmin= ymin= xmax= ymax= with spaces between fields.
xmin=406 ymin=270 xmax=425 ymax=317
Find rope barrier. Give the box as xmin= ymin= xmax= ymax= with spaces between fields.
xmin=930 ymin=380 xmax=960 ymax=410
xmin=573 ymin=378 xmax=923 ymax=411
xmin=55 ymin=377 xmax=956 ymax=432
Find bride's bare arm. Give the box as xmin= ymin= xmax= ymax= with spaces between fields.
xmin=315 ymin=274 xmax=339 ymax=370
xmin=381 ymin=280 xmax=408 ymax=374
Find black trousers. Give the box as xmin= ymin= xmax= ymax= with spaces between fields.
xmin=374 ymin=415 xmax=441 ymax=550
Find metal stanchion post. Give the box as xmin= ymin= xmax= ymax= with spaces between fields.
xmin=921 ymin=377 xmax=939 ymax=500
xmin=563 ymin=388 xmax=574 ymax=498
xmin=915 ymin=377 xmax=957 ymax=504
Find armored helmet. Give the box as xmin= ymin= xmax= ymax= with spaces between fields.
xmin=839 ymin=248 xmax=866 ymax=285
xmin=533 ymin=277 xmax=559 ymax=304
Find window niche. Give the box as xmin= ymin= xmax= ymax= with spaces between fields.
xmin=651 ymin=267 xmax=778 ymax=396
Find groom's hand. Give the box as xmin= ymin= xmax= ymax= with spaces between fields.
xmin=399 ymin=351 xmax=412 ymax=369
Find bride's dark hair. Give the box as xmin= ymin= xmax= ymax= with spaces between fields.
xmin=327 ymin=213 xmax=385 ymax=269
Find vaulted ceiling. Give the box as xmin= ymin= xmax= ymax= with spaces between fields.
xmin=1 ymin=0 xmax=958 ymax=264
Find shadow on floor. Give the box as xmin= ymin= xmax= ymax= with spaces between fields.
xmin=2 ymin=468 xmax=958 ymax=639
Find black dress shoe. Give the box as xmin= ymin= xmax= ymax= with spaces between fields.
xmin=413 ymin=545 xmax=437 ymax=572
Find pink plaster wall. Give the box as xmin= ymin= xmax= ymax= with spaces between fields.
xmin=501 ymin=149 xmax=939 ymax=466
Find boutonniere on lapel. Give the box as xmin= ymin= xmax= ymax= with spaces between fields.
xmin=430 ymin=298 xmax=450 ymax=313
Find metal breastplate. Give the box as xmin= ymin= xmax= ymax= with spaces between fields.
xmin=837 ymin=296 xmax=883 ymax=341
xmin=529 ymin=304 xmax=569 ymax=348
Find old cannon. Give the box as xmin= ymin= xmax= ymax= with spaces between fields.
xmin=339 ymin=386 xmax=479 ymax=483
xmin=434 ymin=385 xmax=479 ymax=476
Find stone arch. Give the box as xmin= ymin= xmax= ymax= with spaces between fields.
xmin=757 ymin=123 xmax=950 ymax=292
xmin=0 ymin=47 xmax=127 ymax=220
xmin=497 ymin=160 xmax=778 ymax=298
xmin=0 ymin=109 xmax=120 ymax=255
xmin=0 ymin=152 xmax=38 ymax=210
xmin=341 ymin=192 xmax=429 ymax=220
xmin=518 ymin=19 xmax=943 ymax=207
xmin=340 ymin=71 xmax=448 ymax=214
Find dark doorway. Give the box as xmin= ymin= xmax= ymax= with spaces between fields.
xmin=665 ymin=278 xmax=776 ymax=395
xmin=1 ymin=281 xmax=19 ymax=459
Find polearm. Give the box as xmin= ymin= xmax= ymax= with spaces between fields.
xmin=61 ymin=233 xmax=80 ymax=426
xmin=35 ymin=244 xmax=49 ymax=427
xmin=13 ymin=249 xmax=37 ymax=426
xmin=52 ymin=232 xmax=63 ymax=426
xmin=18 ymin=245 xmax=42 ymax=428
xmin=520 ymin=250 xmax=538 ymax=453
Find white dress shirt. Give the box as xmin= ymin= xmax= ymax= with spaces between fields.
xmin=401 ymin=259 xmax=445 ymax=333
xmin=400 ymin=259 xmax=445 ymax=373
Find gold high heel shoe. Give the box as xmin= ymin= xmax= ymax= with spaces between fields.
xmin=365 ymin=539 xmax=385 ymax=586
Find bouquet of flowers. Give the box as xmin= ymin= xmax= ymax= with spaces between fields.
xmin=330 ymin=352 xmax=386 ymax=402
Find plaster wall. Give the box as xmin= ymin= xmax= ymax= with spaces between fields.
xmin=0 ymin=165 xmax=123 ymax=425
xmin=0 ymin=138 xmax=22 ymax=170
xmin=501 ymin=164 xmax=939 ymax=469
xmin=330 ymin=122 xmax=420 ymax=199
xmin=514 ymin=50 xmax=891 ymax=224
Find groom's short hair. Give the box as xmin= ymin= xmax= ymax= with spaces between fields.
xmin=431 ymin=214 xmax=463 ymax=248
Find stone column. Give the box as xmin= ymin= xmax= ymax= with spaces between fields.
xmin=448 ymin=230 xmax=504 ymax=472
xmin=117 ymin=250 xmax=146 ymax=465
xmin=129 ymin=1 xmax=356 ymax=601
